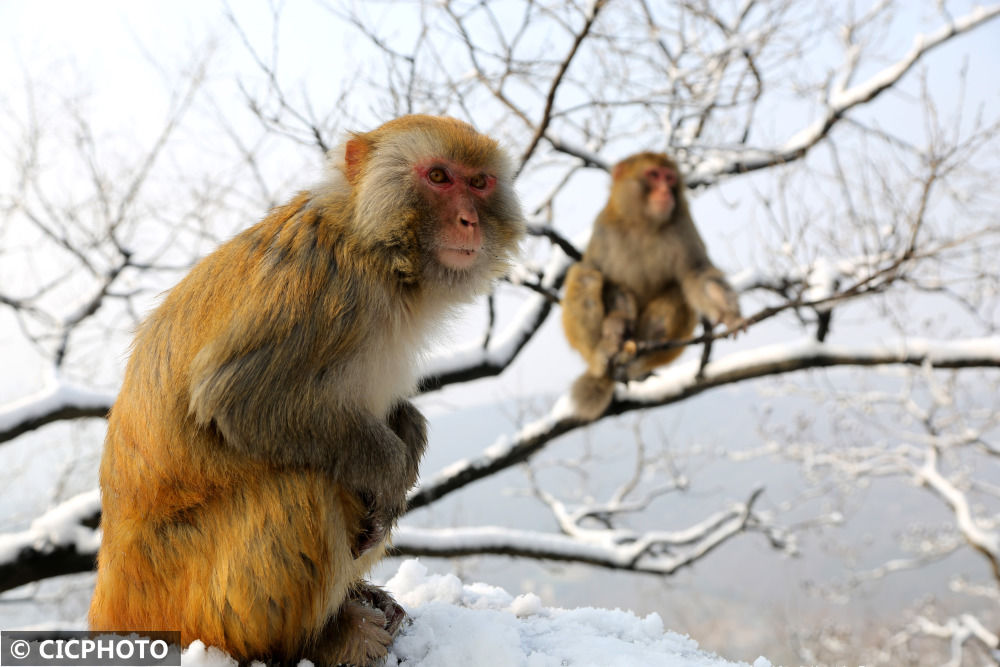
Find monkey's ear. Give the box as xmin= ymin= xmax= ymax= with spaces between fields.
xmin=344 ymin=135 xmax=370 ymax=185
xmin=611 ymin=163 xmax=626 ymax=181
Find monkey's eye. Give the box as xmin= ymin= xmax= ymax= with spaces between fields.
xmin=645 ymin=169 xmax=662 ymax=182
xmin=468 ymin=173 xmax=488 ymax=190
xmin=427 ymin=167 xmax=451 ymax=185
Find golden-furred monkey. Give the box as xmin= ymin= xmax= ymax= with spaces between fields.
xmin=89 ymin=115 xmax=524 ymax=666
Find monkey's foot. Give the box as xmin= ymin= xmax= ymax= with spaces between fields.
xmin=327 ymin=599 xmax=393 ymax=666
xmin=609 ymin=340 xmax=638 ymax=382
xmin=352 ymin=583 xmax=406 ymax=638
xmin=319 ymin=587 xmax=405 ymax=667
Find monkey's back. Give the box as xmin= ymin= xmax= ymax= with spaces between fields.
xmin=88 ymin=192 xmax=388 ymax=656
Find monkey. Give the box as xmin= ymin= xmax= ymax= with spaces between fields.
xmin=561 ymin=151 xmax=743 ymax=420
xmin=88 ymin=115 xmax=524 ymax=666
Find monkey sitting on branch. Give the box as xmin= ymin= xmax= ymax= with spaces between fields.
xmin=561 ymin=151 xmax=743 ymax=420
xmin=88 ymin=115 xmax=524 ymax=666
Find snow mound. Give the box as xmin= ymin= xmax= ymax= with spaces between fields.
xmin=182 ymin=559 xmax=771 ymax=667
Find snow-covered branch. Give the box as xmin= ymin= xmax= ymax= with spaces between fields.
xmin=0 ymin=482 xmax=785 ymax=589
xmin=0 ymin=378 xmax=113 ymax=445
xmin=0 ymin=490 xmax=100 ymax=593
xmin=410 ymin=337 xmax=1000 ymax=510
xmin=417 ymin=249 xmax=574 ymax=392
xmin=899 ymin=614 xmax=1000 ymax=666
xmin=917 ymin=446 xmax=1000 ymax=581
xmin=396 ymin=487 xmax=786 ymax=574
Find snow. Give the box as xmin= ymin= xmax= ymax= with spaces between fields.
xmin=0 ymin=489 xmax=100 ymax=564
xmin=179 ymin=560 xmax=773 ymax=667
xmin=828 ymin=5 xmax=1000 ymax=110
xmin=0 ymin=373 xmax=114 ymax=434
xmin=802 ymin=258 xmax=837 ymax=312
xmin=622 ymin=336 xmax=1000 ymax=404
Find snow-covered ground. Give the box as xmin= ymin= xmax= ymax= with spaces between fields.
xmin=184 ymin=559 xmax=771 ymax=667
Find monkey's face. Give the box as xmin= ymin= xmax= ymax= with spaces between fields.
xmin=405 ymin=155 xmax=523 ymax=297
xmin=413 ymin=158 xmax=497 ymax=271
xmin=633 ymin=156 xmax=680 ymax=225
xmin=640 ymin=161 xmax=679 ymax=223
xmin=344 ymin=115 xmax=524 ymax=296
xmin=610 ymin=152 xmax=683 ymax=228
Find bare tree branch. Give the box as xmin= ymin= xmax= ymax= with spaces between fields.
xmin=409 ymin=337 xmax=1000 ymax=510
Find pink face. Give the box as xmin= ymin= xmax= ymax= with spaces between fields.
xmin=644 ymin=165 xmax=678 ymax=218
xmin=415 ymin=158 xmax=497 ymax=270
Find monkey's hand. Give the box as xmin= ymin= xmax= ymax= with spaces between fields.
xmin=719 ymin=310 xmax=748 ymax=335
xmin=352 ymin=400 xmax=428 ymax=557
xmin=702 ymin=279 xmax=745 ymax=335
xmin=386 ymin=399 xmax=428 ymax=482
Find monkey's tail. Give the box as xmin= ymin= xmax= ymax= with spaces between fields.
xmin=570 ymin=373 xmax=615 ymax=421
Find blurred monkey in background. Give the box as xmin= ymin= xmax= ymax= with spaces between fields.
xmin=562 ymin=151 xmax=742 ymax=420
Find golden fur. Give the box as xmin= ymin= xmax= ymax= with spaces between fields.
xmin=90 ymin=115 xmax=524 ymax=665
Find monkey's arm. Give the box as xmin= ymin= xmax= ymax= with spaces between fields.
xmin=680 ymin=262 xmax=744 ymax=331
xmin=186 ymin=314 xmax=423 ymax=526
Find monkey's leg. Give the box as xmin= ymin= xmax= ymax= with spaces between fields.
xmin=625 ymin=286 xmax=696 ymax=380
xmin=599 ymin=284 xmax=639 ymax=374
xmin=591 ymin=282 xmax=638 ymax=377
xmin=309 ymin=491 xmax=401 ymax=667
xmin=561 ymin=263 xmax=606 ymax=368
xmin=108 ymin=467 xmax=393 ymax=666
xmin=564 ymin=269 xmax=637 ymax=420
xmin=168 ymin=472 xmax=361 ymax=662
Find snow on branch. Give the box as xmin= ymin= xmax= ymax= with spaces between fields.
xmin=409 ymin=336 xmax=1000 ymax=510
xmin=687 ymin=3 xmax=1000 ymax=187
xmin=0 ymin=376 xmax=114 ymax=445
xmin=397 ymin=487 xmax=787 ymax=575
xmin=917 ymin=446 xmax=1000 ymax=581
xmin=0 ymin=490 xmax=100 ymax=593
xmin=0 ymin=238 xmax=937 ymax=443
xmin=901 ymin=614 xmax=1000 ymax=666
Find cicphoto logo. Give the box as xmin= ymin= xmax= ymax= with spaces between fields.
xmin=1 ymin=631 xmax=180 ymax=667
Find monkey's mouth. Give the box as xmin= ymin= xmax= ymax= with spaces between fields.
xmin=648 ymin=191 xmax=675 ymax=218
xmin=438 ymin=246 xmax=480 ymax=270
xmin=649 ymin=190 xmax=673 ymax=208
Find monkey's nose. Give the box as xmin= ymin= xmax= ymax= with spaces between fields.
xmin=458 ymin=207 xmax=479 ymax=226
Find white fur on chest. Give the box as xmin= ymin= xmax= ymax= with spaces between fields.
xmin=358 ymin=331 xmax=421 ymax=417
xmin=347 ymin=295 xmax=449 ymax=418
